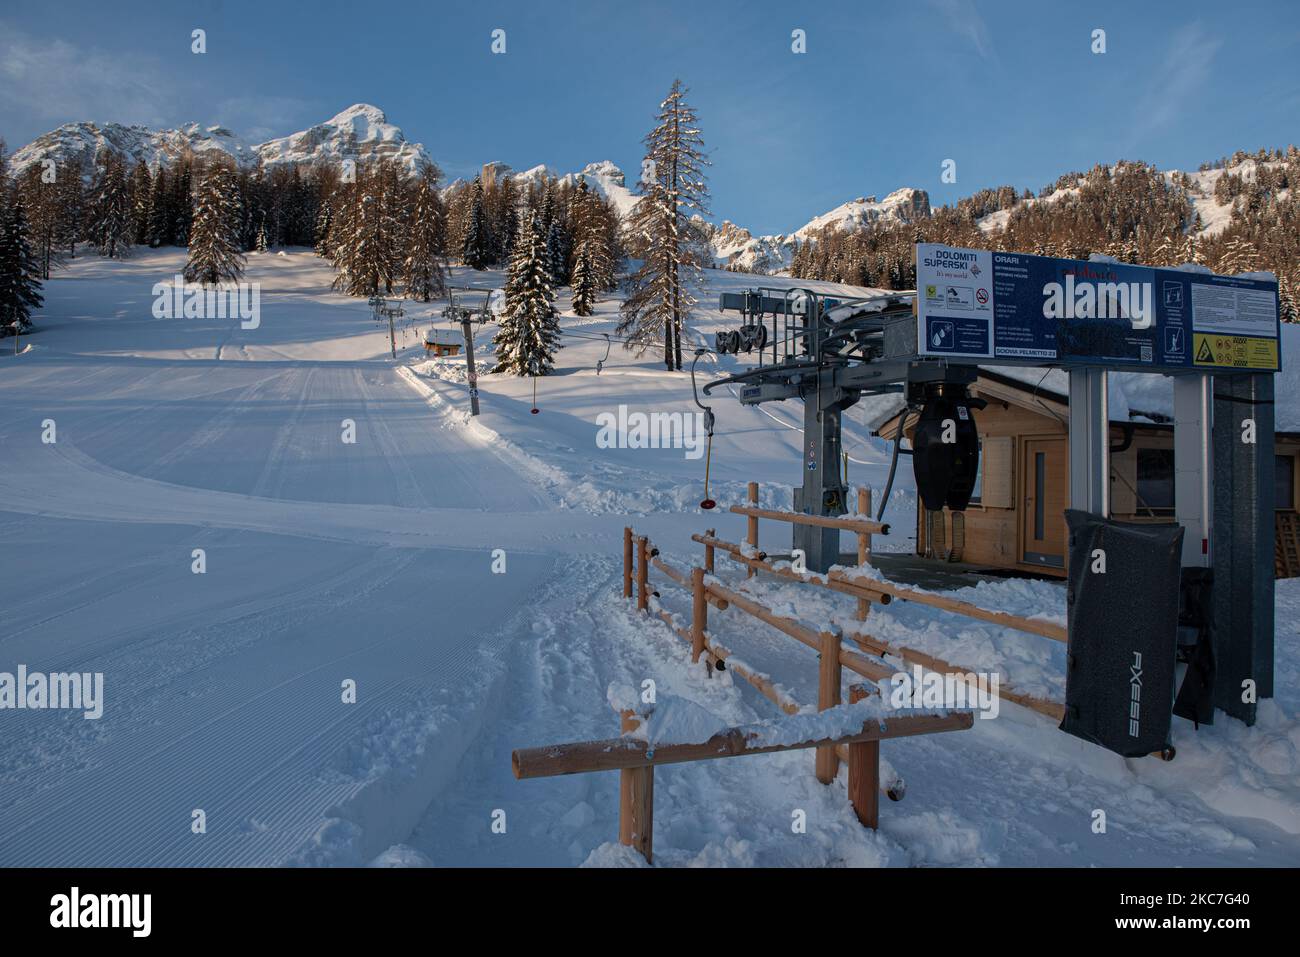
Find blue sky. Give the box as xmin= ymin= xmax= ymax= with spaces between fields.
xmin=2 ymin=0 xmax=1297 ymax=234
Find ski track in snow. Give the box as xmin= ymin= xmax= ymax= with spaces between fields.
xmin=1 ymin=248 xmax=1296 ymax=867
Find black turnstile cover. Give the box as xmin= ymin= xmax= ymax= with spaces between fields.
xmin=1060 ymin=510 xmax=1183 ymax=757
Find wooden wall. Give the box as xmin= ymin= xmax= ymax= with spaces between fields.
xmin=908 ymin=399 xmax=1300 ymax=577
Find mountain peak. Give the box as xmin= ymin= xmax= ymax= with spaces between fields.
xmin=8 ymin=104 xmax=429 ymax=177
xmin=257 ymin=104 xmax=424 ymax=171
xmin=323 ymin=103 xmax=390 ymax=134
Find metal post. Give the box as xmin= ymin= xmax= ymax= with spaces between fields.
xmin=388 ymin=311 xmax=397 ymax=360
xmin=794 ymin=367 xmax=856 ymax=573
xmin=1212 ymin=374 xmax=1275 ymax=724
xmin=1068 ymin=368 xmax=1109 ymax=516
xmin=461 ymin=317 xmax=481 ymax=417
xmin=1173 ymin=374 xmax=1213 ymax=566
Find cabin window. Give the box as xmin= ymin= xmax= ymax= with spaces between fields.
xmin=1135 ymin=448 xmax=1175 ymax=514
xmin=1033 ymin=452 xmax=1046 ymax=539
xmin=1277 ymin=455 xmax=1295 ymax=511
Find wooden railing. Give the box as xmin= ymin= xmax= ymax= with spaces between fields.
xmin=513 ymin=488 xmax=1078 ymax=863
xmin=512 ymin=697 xmax=972 ymax=863
xmin=628 ymin=484 xmax=1067 ymax=725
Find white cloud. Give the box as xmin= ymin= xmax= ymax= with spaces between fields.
xmin=1135 ymin=22 xmax=1222 ymax=134
xmin=0 ymin=21 xmax=178 ymax=129
xmin=926 ymin=0 xmax=996 ymax=61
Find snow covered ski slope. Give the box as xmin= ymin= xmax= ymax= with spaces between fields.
xmin=1 ymin=249 xmax=1298 ymax=867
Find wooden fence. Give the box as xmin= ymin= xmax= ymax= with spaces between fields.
xmin=512 ymin=484 xmax=1075 ymax=864
xmin=512 ymin=694 xmax=972 ymax=863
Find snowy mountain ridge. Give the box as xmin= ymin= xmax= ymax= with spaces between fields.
xmin=14 ymin=105 xmax=1267 ymax=275
xmin=254 ymin=104 xmax=428 ymax=172
xmin=8 ymin=104 xmax=430 ymax=176
xmin=698 ymin=187 xmax=932 ymax=273
xmin=8 ymin=104 xmax=927 ymax=273
xmin=473 ymin=160 xmax=929 ymax=273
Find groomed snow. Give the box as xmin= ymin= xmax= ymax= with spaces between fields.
xmin=1 ymin=248 xmax=1296 ymax=867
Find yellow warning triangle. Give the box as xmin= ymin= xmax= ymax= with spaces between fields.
xmin=1196 ymin=338 xmax=1215 ymax=362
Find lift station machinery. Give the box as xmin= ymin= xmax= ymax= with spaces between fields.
xmin=705 ymin=243 xmax=1281 ymax=734
xmin=707 ymin=284 xmax=986 ymax=573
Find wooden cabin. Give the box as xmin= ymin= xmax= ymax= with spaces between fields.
xmin=874 ymin=368 xmax=1300 ymax=578
xmin=424 ymin=328 xmax=463 ymax=357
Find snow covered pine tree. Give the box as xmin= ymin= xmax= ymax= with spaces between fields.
xmin=404 ymin=163 xmax=447 ymax=301
xmin=184 ymin=164 xmax=246 ymax=285
xmin=462 ymin=176 xmax=492 ymax=271
xmin=618 ymin=79 xmax=710 ymax=371
xmin=570 ymin=240 xmax=597 ymax=317
xmin=0 ymin=199 xmax=45 ymax=335
xmin=329 ymin=160 xmax=404 ymax=297
xmin=493 ymin=214 xmax=560 ymax=376
xmin=571 ymin=179 xmax=615 ymax=295
xmin=86 ymin=152 xmax=133 ymax=259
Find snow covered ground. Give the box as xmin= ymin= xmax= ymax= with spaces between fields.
xmin=1 ymin=248 xmax=1297 ymax=867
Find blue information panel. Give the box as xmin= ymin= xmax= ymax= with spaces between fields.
xmin=916 ymin=244 xmax=1280 ymax=372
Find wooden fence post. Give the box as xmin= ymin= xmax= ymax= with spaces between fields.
xmin=623 ymin=527 xmax=634 ymax=599
xmin=691 ymin=566 xmax=707 ymax=664
xmin=746 ymin=482 xmax=759 ymax=578
xmin=847 ymin=684 xmax=880 ymax=829
xmin=618 ymin=709 xmax=654 ymax=863
xmin=704 ymin=528 xmax=716 ymax=573
xmin=636 ymin=536 xmax=649 ymax=612
xmin=856 ymin=488 xmax=872 ymax=621
xmin=815 ymin=630 xmax=842 ymax=784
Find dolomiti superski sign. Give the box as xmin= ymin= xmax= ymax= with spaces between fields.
xmin=915 ymin=243 xmax=1281 ymax=372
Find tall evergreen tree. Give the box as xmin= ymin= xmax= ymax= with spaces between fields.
xmin=172 ymin=163 xmax=193 ymax=246
xmin=314 ymin=199 xmax=334 ymax=259
xmin=0 ymin=199 xmax=45 ymax=335
xmin=493 ymin=214 xmax=560 ymax=375
xmin=403 ymin=163 xmax=447 ymax=301
xmin=618 ymin=79 xmax=710 ymax=370
xmin=16 ymin=166 xmax=65 ymax=280
xmin=55 ymin=156 xmax=86 ymax=259
xmin=490 ymin=175 xmax=520 ymax=266
xmin=570 ymin=239 xmax=598 ymax=317
xmin=546 ymin=218 xmax=570 ymax=286
xmin=462 ymin=176 xmax=491 ymax=270
xmin=184 ymin=164 xmax=245 ymax=284
xmin=86 ymin=152 xmax=133 ymax=258
xmin=129 ymin=161 xmax=153 ymax=246
xmin=330 ymin=159 xmax=404 ymax=297
xmin=570 ymin=179 xmax=617 ymax=292
xmin=146 ymin=165 xmax=172 ymax=247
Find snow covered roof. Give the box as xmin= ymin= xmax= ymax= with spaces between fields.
xmin=424 ymin=327 xmax=462 ymax=345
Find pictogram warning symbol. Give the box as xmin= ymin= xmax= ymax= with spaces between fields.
xmin=1196 ymin=338 xmax=1215 ymax=363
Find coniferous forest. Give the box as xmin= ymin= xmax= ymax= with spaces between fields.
xmin=3 ymin=135 xmax=1297 ymax=339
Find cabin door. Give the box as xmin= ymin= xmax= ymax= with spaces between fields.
xmin=1022 ymin=438 xmax=1068 ymax=569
